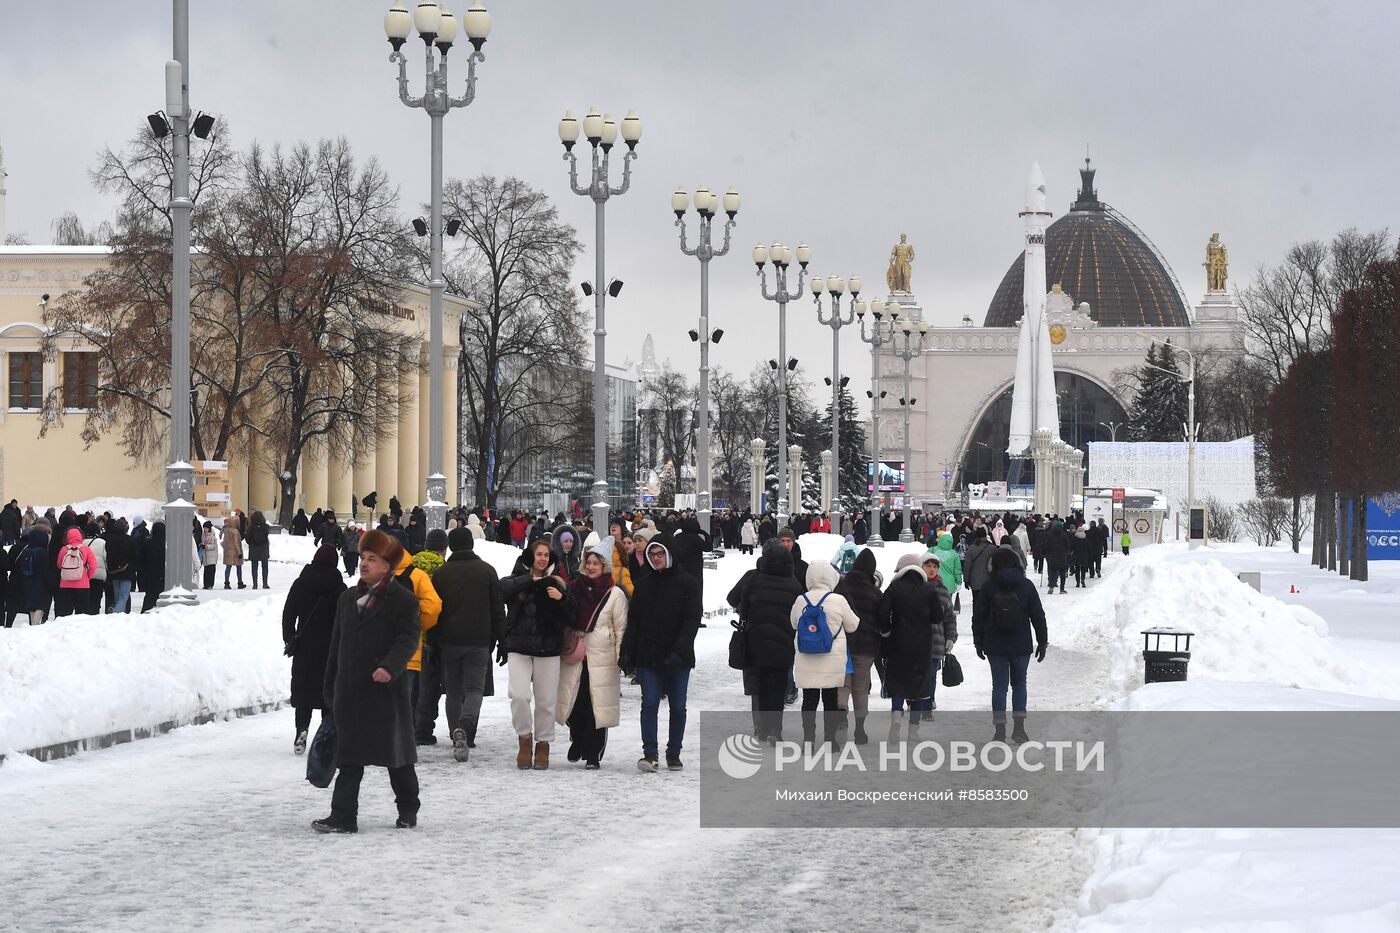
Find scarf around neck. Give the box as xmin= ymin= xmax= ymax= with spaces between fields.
xmin=356 ymin=574 xmax=393 ymax=615
xmin=568 ymin=573 xmax=612 ymax=632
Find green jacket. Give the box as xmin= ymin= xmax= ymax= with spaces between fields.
xmin=927 ymin=532 xmax=963 ymax=592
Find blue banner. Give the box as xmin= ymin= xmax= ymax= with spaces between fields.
xmin=1367 ymin=493 xmax=1400 ymax=560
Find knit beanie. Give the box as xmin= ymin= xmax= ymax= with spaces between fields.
xmin=896 ymin=553 xmax=923 ymax=572
xmin=313 ymin=544 xmax=338 ymax=566
xmin=587 ymin=536 xmax=615 ymax=575
xmin=778 ymin=526 xmax=796 ymax=541
xmin=357 ymin=528 xmax=404 ymax=566
xmin=425 ymin=528 xmax=449 ymax=552
xmin=448 ymin=526 xmax=474 ymax=553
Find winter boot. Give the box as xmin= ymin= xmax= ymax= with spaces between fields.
xmin=395 ymin=814 xmax=417 ymax=829
xmin=637 ymin=756 xmax=659 ymax=773
xmin=992 ymin=722 xmax=1007 ymax=743
xmin=516 ymin=734 xmax=533 ymax=770
xmin=293 ymin=730 xmax=308 ymax=756
xmin=886 ymin=712 xmax=905 ymax=746
xmin=666 ymin=754 xmax=684 ymax=771
xmin=853 ymin=715 xmax=869 ymax=746
xmin=533 ymin=741 xmax=550 ymax=770
xmin=1011 ymin=716 xmax=1030 ymax=745
xmin=567 ymin=742 xmax=581 ymax=763
xmin=312 ymin=815 xmax=357 ymax=834
xmin=451 ymin=727 xmax=469 ymax=763
xmin=225 ymin=582 xmax=232 ymax=590
xmin=907 ymin=714 xmax=922 ymax=742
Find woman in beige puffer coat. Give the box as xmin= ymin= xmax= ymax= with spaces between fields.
xmin=790 ymin=560 xmax=859 ymax=746
xmin=557 ymin=543 xmax=628 ymax=769
xmin=221 ymin=519 xmax=245 ymax=589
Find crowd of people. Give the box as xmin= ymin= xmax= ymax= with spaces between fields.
xmin=1 ymin=492 xmax=1112 ymax=835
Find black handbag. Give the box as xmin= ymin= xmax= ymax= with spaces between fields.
xmin=305 ymin=718 xmax=337 ymax=788
xmin=941 ymin=652 xmax=964 ymax=688
xmin=727 ymin=619 xmax=750 ymax=670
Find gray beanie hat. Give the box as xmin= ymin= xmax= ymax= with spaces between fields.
xmin=896 ymin=553 xmax=924 ymax=572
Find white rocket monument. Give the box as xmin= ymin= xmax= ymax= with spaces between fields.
xmin=1006 ymin=162 xmax=1059 ymax=457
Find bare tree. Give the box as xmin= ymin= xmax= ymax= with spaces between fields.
xmin=640 ymin=365 xmax=696 ymax=482
xmin=50 ymin=211 xmax=113 ymax=246
xmin=710 ymin=367 xmax=763 ymax=507
xmin=238 ymin=139 xmax=419 ymax=524
xmin=440 ymin=176 xmax=586 ymax=509
xmin=1238 ymin=497 xmax=1290 ymax=546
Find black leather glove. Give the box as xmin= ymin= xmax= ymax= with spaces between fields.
xmin=496 ymin=646 xmax=508 ymax=666
xmin=283 ymin=641 xmax=295 ymax=658
xmin=1035 ymin=643 xmax=1047 ymax=663
xmin=664 ymin=652 xmax=685 ymax=669
xmin=975 ymin=644 xmax=986 ymax=660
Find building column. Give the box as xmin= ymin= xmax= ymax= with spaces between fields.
xmin=397 ymin=346 xmax=420 ymax=508
xmin=302 ymin=440 xmax=329 ymax=513
xmin=229 ymin=457 xmax=249 ymax=518
xmin=328 ymin=449 xmax=353 ymax=520
xmin=374 ymin=356 xmax=399 ymax=516
xmin=353 ymin=426 xmax=375 ymax=524
xmin=249 ymin=437 xmax=276 ymax=517
xmin=444 ymin=352 xmax=459 ymax=506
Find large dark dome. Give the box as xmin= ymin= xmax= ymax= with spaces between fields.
xmin=983 ymin=162 xmax=1190 ymax=328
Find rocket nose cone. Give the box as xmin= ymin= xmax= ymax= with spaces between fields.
xmin=1026 ymin=162 xmax=1048 ymax=211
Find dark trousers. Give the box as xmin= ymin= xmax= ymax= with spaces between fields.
xmin=567 ymin=664 xmax=608 ymax=763
xmin=250 ymin=558 xmax=269 ymax=587
xmin=751 ymin=666 xmax=789 ymax=740
xmin=1047 ymin=566 xmax=1067 ymax=590
xmin=1122 ymin=546 xmax=1130 ymax=556
xmin=330 ymin=764 xmax=419 ymax=822
xmin=800 ymin=687 xmax=841 ymax=742
xmin=1033 ymin=554 xmax=1044 ymax=573
xmin=224 ymin=564 xmax=243 ymax=586
xmin=53 ymin=588 xmax=88 ymax=617
xmin=414 ymin=651 xmax=444 ymax=740
xmin=988 ymin=653 xmax=1031 ymax=722
xmin=294 ymin=706 xmax=319 ymax=735
xmin=440 ymin=644 xmax=490 ymax=744
xmin=141 ymin=586 xmax=161 ymax=613
xmin=203 ymin=565 xmax=216 ymax=589
xmin=343 ymin=552 xmax=357 ymax=576
xmin=1074 ymin=565 xmax=1087 ymax=587
xmin=637 ymin=666 xmax=690 ymax=759
xmin=1091 ymin=552 xmax=1103 ymax=577
xmin=85 ymin=579 xmax=104 ymax=614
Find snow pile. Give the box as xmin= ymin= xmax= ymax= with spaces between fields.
xmin=0 ymin=596 xmax=287 ymax=755
xmin=1054 ymin=549 xmax=1374 ymax=699
xmin=38 ymin=496 xmax=168 ymax=524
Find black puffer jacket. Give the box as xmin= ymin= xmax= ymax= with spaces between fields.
xmin=740 ymin=543 xmax=804 ymax=669
xmin=1071 ymin=528 xmax=1095 ymax=566
xmin=1043 ymin=524 xmax=1071 ymax=569
xmin=500 ymin=569 xmax=572 ymax=657
xmin=620 ymin=542 xmax=702 ymax=670
xmin=281 ymin=560 xmax=348 ymax=709
xmin=972 ymin=565 xmax=1048 ymax=657
xmin=834 ymin=548 xmax=883 ymax=659
xmin=878 ymin=565 xmax=951 ymax=701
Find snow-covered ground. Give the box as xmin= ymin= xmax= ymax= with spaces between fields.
xmin=3 ymin=529 xmax=1398 ymax=931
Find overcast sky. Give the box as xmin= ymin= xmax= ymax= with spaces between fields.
xmin=3 ymin=1 xmax=1397 ymax=409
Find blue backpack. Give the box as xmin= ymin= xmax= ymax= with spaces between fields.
xmin=796 ymin=593 xmax=836 ymax=654
xmin=18 ymin=546 xmax=41 ymax=578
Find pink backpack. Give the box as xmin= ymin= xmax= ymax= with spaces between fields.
xmin=60 ymin=545 xmax=86 ymax=582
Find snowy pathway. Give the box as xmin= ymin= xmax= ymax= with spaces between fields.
xmin=0 ymin=548 xmax=1122 ymax=932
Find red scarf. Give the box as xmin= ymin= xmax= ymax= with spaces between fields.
xmin=568 ymin=573 xmax=612 ymax=632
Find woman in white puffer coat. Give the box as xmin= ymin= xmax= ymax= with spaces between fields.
xmin=557 ymin=540 xmax=629 ymax=769
xmin=790 ymin=561 xmax=859 ymax=748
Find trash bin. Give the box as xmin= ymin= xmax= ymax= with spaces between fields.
xmin=1141 ymin=627 xmax=1194 ymax=684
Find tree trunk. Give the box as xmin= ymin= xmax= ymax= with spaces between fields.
xmin=1325 ymin=491 xmax=1337 ymax=572
xmin=1290 ymin=495 xmax=1302 ymax=553
xmin=277 ymin=455 xmax=301 ymax=527
xmin=1311 ymin=490 xmax=1325 ymax=567
xmin=1352 ymin=494 xmax=1368 ymax=582
xmin=1337 ymin=495 xmax=1350 ymax=577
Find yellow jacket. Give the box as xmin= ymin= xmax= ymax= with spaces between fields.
xmin=612 ymin=540 xmax=634 ymax=597
xmin=395 ymin=550 xmax=442 ymax=671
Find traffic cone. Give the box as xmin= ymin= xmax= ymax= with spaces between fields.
xmin=1289 ymin=584 xmax=1297 ymax=594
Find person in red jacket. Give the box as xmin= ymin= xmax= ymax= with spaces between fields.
xmin=54 ymin=526 xmax=98 ymax=616
xmin=509 ymin=512 xmax=529 ymax=549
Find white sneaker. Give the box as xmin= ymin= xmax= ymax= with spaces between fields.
xmin=294 ymin=730 xmax=308 ymax=755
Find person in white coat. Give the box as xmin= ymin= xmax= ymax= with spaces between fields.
xmin=739 ymin=519 xmax=757 ymax=555
xmin=790 ymin=561 xmax=860 ymax=748
xmin=557 ymin=541 xmax=629 ymax=769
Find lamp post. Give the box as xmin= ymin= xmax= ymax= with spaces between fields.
xmin=674 ymin=185 xmax=739 ymax=538
xmin=1100 ymin=420 xmax=1123 ymax=443
xmin=811 ymin=272 xmax=860 ymax=531
xmin=157 ymin=0 xmax=201 ymax=608
xmin=892 ymin=316 xmax=928 ymax=542
xmin=855 ymin=300 xmax=893 ymax=546
xmin=557 ymin=106 xmax=641 ymax=537
xmin=382 ymin=0 xmax=491 ymax=532
xmin=754 ymin=241 xmax=811 ymax=525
